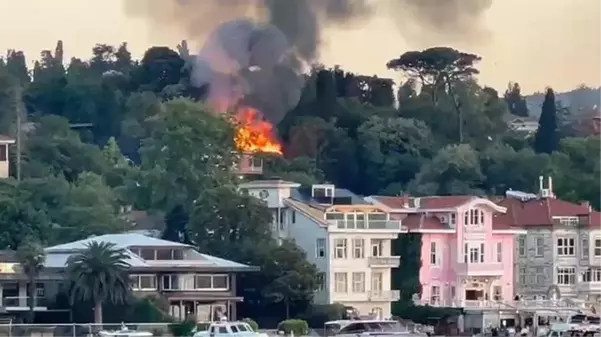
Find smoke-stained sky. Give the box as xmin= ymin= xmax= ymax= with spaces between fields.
xmin=0 ymin=0 xmax=598 ymax=93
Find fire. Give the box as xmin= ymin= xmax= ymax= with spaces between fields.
xmin=234 ymin=107 xmax=283 ymax=154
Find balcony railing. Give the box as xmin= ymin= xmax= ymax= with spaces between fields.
xmin=416 ymin=299 xmax=588 ymax=311
xmin=328 ymin=220 xmax=402 ymax=231
xmin=368 ymin=290 xmax=400 ymax=301
xmin=368 ymin=256 xmax=401 ymax=267
xmin=455 ymin=262 xmax=504 ymax=276
xmin=2 ymin=296 xmax=49 ymax=308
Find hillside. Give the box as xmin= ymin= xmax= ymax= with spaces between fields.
xmin=525 ymin=86 xmax=600 ymax=117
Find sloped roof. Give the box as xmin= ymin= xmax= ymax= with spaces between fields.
xmin=45 ymin=233 xmax=192 ymax=252
xmin=497 ymin=197 xmax=597 ymax=228
xmin=371 ymin=195 xmax=477 ymax=210
xmin=401 ymin=214 xmax=448 ymax=230
xmin=43 ymin=233 xmax=255 ymax=271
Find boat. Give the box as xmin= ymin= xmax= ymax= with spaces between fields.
xmin=192 ymin=321 xmax=265 ymax=337
xmin=324 ymin=319 xmax=428 ymax=337
xmin=97 ymin=323 xmax=153 ymax=337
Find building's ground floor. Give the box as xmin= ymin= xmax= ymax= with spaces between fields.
xmin=420 ymin=275 xmax=513 ymax=308
xmin=330 ymin=300 xmax=393 ymax=319
xmin=166 ymin=298 xmax=243 ymax=321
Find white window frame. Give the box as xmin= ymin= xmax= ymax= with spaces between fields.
xmin=316 ymin=238 xmax=326 ymax=258
xmin=594 ymin=238 xmax=601 ymax=257
xmin=430 ymin=242 xmax=440 ymax=266
xmin=371 ymin=239 xmax=383 ymax=257
xmin=557 ymin=217 xmax=579 ymax=226
xmin=463 ymin=242 xmax=484 ymax=263
xmin=556 ymin=267 xmax=576 ymax=285
xmin=496 ymin=242 xmax=503 ymax=263
xmin=535 ymin=237 xmax=544 ymax=257
xmin=351 ymin=272 xmax=365 ymax=293
xmin=334 ymin=238 xmax=347 ymax=259
xmin=556 ymin=237 xmax=576 ymax=256
xmin=130 ymin=274 xmax=158 ymax=291
xmin=334 ymin=272 xmax=347 ymax=293
xmin=352 ymin=239 xmax=364 ymax=259
xmin=582 ymin=237 xmax=589 ymax=258
xmin=463 ymin=209 xmax=485 ymax=226
xmin=430 ymin=286 xmax=440 ymax=304
xmin=518 ymin=235 xmax=526 ymax=257
xmin=583 ymin=268 xmax=601 ymax=283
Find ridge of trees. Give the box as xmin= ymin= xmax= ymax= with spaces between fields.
xmin=0 ymin=41 xmax=599 ymax=323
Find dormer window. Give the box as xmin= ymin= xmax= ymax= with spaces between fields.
xmin=463 ymin=209 xmax=485 ymax=226
xmin=312 ymin=184 xmax=334 ymax=198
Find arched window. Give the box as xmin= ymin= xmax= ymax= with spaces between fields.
xmin=464 ymin=212 xmax=469 ymax=225
xmin=480 ymin=210 xmax=485 ymax=224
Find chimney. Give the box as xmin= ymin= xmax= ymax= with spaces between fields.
xmin=539 ymin=176 xmax=544 ymax=192
xmin=581 ymin=201 xmax=592 ymax=212
xmin=547 ymin=176 xmax=555 ymax=198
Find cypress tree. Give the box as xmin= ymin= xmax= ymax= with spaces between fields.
xmin=534 ymin=88 xmax=558 ymax=154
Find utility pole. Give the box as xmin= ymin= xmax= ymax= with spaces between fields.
xmin=14 ymin=85 xmax=22 ymax=182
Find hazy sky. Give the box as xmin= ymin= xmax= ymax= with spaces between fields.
xmin=0 ymin=0 xmax=599 ymax=94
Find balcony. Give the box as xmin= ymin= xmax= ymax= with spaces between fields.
xmin=455 ymin=262 xmax=504 ymax=276
xmin=368 ymin=256 xmax=401 ymax=267
xmin=328 ymin=220 xmax=402 ymax=231
xmin=578 ymin=282 xmax=601 ymax=294
xmin=416 ymin=299 xmax=586 ymax=312
xmin=2 ymin=296 xmax=49 ymax=310
xmin=368 ymin=290 xmax=400 ymax=301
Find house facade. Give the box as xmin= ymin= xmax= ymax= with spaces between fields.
xmin=0 ymin=234 xmax=257 ymax=321
xmin=239 ymin=180 xmax=405 ymax=318
xmin=500 ymin=177 xmax=601 ymax=310
xmin=367 ymin=195 xmax=526 ymax=327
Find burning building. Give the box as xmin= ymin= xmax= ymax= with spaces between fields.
xmin=232 ymin=106 xmax=283 ymax=176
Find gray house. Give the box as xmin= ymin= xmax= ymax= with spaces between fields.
xmin=0 ymin=233 xmax=257 ymax=321
xmin=501 ymin=178 xmax=600 ymax=310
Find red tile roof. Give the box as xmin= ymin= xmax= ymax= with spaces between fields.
xmin=401 ymin=213 xmax=449 ymax=231
xmin=498 ymin=197 xmax=597 ymax=228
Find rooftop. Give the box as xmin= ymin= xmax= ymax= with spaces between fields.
xmin=43 ymin=233 xmax=256 ymax=271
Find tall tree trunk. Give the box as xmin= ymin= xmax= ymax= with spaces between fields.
xmin=94 ymin=301 xmax=103 ymax=325
xmin=27 ymin=276 xmax=35 ymax=323
xmin=284 ymin=298 xmax=290 ymax=319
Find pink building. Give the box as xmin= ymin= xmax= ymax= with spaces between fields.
xmin=367 ymin=195 xmax=526 ymax=310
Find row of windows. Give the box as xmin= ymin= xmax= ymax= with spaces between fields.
xmin=427 ymin=242 xmax=504 ymax=265
xmin=316 ymin=238 xmax=387 ymax=259
xmin=130 ymin=248 xmax=185 ymax=261
xmin=518 ymin=236 xmax=601 ymax=257
xmin=129 ymin=274 xmax=229 ymax=291
xmin=518 ymin=267 xmax=601 ymax=286
xmin=428 ymin=285 xmax=504 ymax=303
xmin=333 ymin=271 xmax=384 ymax=293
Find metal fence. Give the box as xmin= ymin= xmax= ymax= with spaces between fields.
xmin=0 ymin=323 xmax=289 ymax=337
xmin=0 ymin=322 xmax=172 ymax=337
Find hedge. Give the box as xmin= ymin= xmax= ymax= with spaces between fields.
xmin=277 ymin=319 xmax=309 ymax=336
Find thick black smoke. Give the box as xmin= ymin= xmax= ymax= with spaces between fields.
xmin=124 ymin=0 xmax=492 ymax=122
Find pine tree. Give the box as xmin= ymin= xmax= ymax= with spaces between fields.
xmin=534 ymin=88 xmax=558 ymax=154
xmin=504 ymin=82 xmax=529 ymax=117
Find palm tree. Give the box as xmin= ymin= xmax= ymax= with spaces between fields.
xmin=16 ymin=239 xmax=46 ymax=323
xmin=66 ymin=241 xmax=131 ymax=324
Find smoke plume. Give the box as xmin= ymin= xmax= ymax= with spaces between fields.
xmin=124 ymin=0 xmax=493 ymax=122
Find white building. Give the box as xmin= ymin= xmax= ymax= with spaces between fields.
xmin=239 ymin=180 xmax=406 ymax=318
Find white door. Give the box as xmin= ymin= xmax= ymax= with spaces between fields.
xmin=371 ymin=272 xmax=383 ymax=295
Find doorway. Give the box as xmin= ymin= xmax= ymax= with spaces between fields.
xmin=465 ymin=289 xmax=484 ymax=300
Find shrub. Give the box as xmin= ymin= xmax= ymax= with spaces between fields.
xmin=277 ymin=319 xmax=309 ymax=336
xmin=300 ymin=304 xmax=346 ymax=328
xmin=242 ymin=318 xmax=259 ymax=331
xmin=168 ymin=319 xmax=197 ymax=337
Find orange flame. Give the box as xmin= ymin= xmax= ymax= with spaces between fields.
xmin=234 ymin=106 xmax=283 ymax=155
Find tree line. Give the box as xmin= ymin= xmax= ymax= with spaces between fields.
xmin=0 ymin=41 xmax=599 ymax=324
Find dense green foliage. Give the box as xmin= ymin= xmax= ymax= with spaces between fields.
xmin=0 ymin=41 xmax=599 ymax=323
